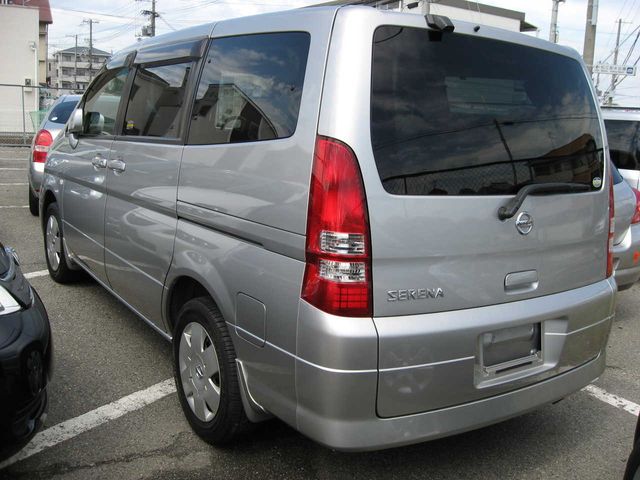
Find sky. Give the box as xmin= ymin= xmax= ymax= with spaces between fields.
xmin=47 ymin=0 xmax=640 ymax=106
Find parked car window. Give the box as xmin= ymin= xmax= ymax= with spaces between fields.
xmin=370 ymin=27 xmax=604 ymax=196
xmin=123 ymin=62 xmax=193 ymax=138
xmin=612 ymin=164 xmax=624 ymax=185
xmin=48 ymin=99 xmax=77 ymax=125
xmin=188 ymin=32 xmax=310 ymax=145
xmin=83 ymin=68 xmax=129 ymax=136
xmin=604 ymin=119 xmax=640 ymax=171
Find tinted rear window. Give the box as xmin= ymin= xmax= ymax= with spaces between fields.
xmin=604 ymin=119 xmax=640 ymax=171
xmin=48 ymin=99 xmax=78 ymax=125
xmin=188 ymin=32 xmax=310 ymax=145
xmin=0 ymin=243 xmax=8 ymax=277
xmin=371 ymin=27 xmax=604 ymax=196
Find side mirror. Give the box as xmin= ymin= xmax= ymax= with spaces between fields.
xmin=86 ymin=112 xmax=105 ymax=135
xmin=68 ymin=108 xmax=83 ymax=134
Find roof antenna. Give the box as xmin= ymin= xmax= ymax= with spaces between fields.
xmin=425 ymin=14 xmax=455 ymax=32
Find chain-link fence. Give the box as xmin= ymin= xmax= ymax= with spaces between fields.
xmin=0 ymin=84 xmax=80 ymax=146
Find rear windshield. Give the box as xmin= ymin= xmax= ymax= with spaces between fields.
xmin=371 ymin=27 xmax=604 ymax=196
xmin=604 ymin=119 xmax=640 ymax=171
xmin=48 ymin=99 xmax=78 ymax=125
xmin=0 ymin=243 xmax=8 ymax=277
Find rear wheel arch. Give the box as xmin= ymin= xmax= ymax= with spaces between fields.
xmin=166 ymin=276 xmax=220 ymax=335
xmin=40 ymin=190 xmax=57 ymax=232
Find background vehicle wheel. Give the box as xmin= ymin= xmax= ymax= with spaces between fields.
xmin=173 ymin=297 xmax=248 ymax=445
xmin=28 ymin=188 xmax=38 ymax=216
xmin=43 ymin=203 xmax=79 ymax=283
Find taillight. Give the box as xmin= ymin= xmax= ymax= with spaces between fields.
xmin=631 ymin=188 xmax=640 ymax=225
xmin=301 ymin=136 xmax=372 ymax=317
xmin=607 ymin=169 xmax=615 ymax=277
xmin=33 ymin=130 xmax=53 ymax=163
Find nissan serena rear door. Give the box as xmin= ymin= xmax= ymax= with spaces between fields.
xmin=319 ymin=10 xmax=610 ymax=415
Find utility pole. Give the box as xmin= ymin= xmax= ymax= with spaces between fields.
xmin=608 ymin=18 xmax=628 ymax=105
xmin=65 ymin=34 xmax=78 ymax=89
xmin=549 ymin=0 xmax=565 ymax=44
xmin=82 ymin=19 xmax=99 ymax=84
xmin=582 ymin=0 xmax=599 ymax=74
xmin=74 ymin=34 xmax=78 ymax=88
xmin=139 ymin=0 xmax=159 ymax=37
xmin=151 ymin=0 xmax=156 ymax=37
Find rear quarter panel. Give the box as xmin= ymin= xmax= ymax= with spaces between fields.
xmin=170 ymin=7 xmax=337 ymax=426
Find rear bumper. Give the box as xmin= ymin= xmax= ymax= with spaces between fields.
xmin=613 ymin=223 xmax=640 ymax=290
xmin=294 ymin=278 xmax=615 ymax=451
xmin=28 ymin=162 xmax=44 ymax=194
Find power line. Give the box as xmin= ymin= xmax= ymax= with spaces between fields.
xmin=50 ymin=6 xmax=137 ymax=20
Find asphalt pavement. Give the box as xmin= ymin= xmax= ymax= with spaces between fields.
xmin=0 ymin=146 xmax=639 ymax=479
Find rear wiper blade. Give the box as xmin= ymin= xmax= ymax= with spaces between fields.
xmin=497 ymin=183 xmax=591 ymax=220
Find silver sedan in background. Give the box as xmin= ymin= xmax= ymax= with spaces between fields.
xmin=28 ymin=95 xmax=80 ymax=216
xmin=612 ymin=164 xmax=640 ymax=290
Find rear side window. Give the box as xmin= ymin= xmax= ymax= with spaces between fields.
xmin=123 ymin=62 xmax=193 ymax=138
xmin=371 ymin=27 xmax=604 ymax=196
xmin=188 ymin=32 xmax=310 ymax=145
xmin=604 ymin=119 xmax=640 ymax=171
xmin=48 ymin=99 xmax=78 ymax=125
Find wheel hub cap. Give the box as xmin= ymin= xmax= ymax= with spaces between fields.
xmin=178 ymin=322 xmax=220 ymax=422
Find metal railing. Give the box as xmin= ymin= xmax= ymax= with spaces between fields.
xmin=0 ymin=84 xmax=81 ymax=146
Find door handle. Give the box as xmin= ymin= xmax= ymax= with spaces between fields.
xmin=107 ymin=159 xmax=126 ymax=174
xmin=91 ymin=156 xmax=107 ymax=169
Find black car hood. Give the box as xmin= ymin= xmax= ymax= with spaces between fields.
xmin=0 ymin=247 xmax=32 ymax=310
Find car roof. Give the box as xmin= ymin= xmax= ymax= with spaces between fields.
xmin=601 ymin=107 xmax=640 ymax=122
xmin=110 ymin=5 xmax=582 ymax=64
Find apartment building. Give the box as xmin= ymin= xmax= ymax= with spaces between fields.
xmin=49 ymin=46 xmax=111 ymax=91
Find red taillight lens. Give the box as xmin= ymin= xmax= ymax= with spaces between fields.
xmin=607 ymin=169 xmax=615 ymax=278
xmin=631 ymin=188 xmax=640 ymax=225
xmin=33 ymin=129 xmax=53 ymax=163
xmin=301 ymin=136 xmax=372 ymax=317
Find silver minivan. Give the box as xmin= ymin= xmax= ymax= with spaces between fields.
xmin=40 ymin=6 xmax=616 ymax=451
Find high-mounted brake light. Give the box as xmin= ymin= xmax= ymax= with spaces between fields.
xmin=607 ymin=168 xmax=615 ymax=278
xmin=33 ymin=129 xmax=53 ymax=164
xmin=631 ymin=188 xmax=640 ymax=225
xmin=301 ymin=136 xmax=372 ymax=317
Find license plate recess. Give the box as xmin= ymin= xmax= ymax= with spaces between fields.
xmin=479 ymin=323 xmax=542 ymax=376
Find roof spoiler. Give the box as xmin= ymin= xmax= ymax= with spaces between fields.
xmin=425 ymin=14 xmax=455 ymax=33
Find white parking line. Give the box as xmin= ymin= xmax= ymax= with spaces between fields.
xmin=0 ymin=168 xmax=26 ymax=171
xmin=24 ymin=270 xmax=49 ymax=279
xmin=0 ymin=183 xmax=28 ymax=186
xmin=583 ymin=384 xmax=640 ymax=416
xmin=0 ymin=378 xmax=176 ymax=470
xmin=0 ymin=205 xmax=28 ymax=209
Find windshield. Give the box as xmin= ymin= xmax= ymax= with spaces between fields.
xmin=604 ymin=119 xmax=640 ymax=171
xmin=0 ymin=242 xmax=8 ymax=277
xmin=48 ymin=98 xmax=79 ymax=125
xmin=371 ymin=27 xmax=604 ymax=196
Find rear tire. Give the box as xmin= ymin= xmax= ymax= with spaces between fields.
xmin=43 ymin=203 xmax=79 ymax=283
xmin=28 ymin=188 xmax=38 ymax=216
xmin=173 ymin=297 xmax=248 ymax=445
